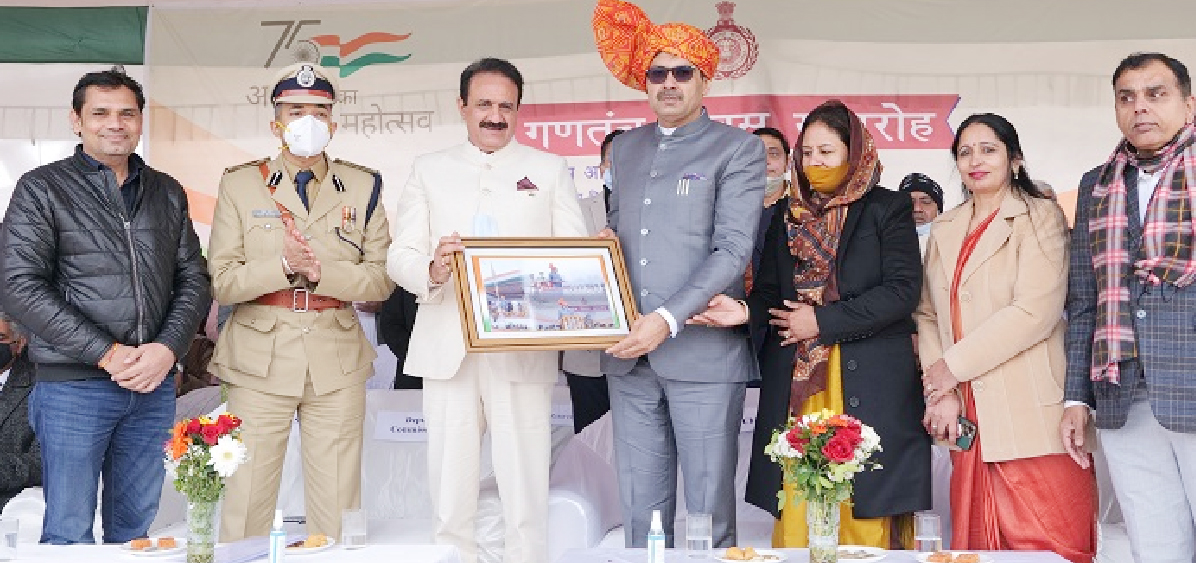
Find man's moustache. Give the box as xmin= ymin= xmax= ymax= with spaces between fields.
xmin=480 ymin=121 xmax=508 ymax=130
xmin=656 ymin=91 xmax=683 ymax=102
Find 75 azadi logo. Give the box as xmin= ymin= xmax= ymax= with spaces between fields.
xmin=310 ymin=32 xmax=412 ymax=77
xmin=261 ymin=20 xmax=411 ymax=77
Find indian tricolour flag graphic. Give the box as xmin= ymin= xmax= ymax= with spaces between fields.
xmin=309 ymin=32 xmax=412 ymax=78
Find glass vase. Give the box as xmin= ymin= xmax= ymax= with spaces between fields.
xmin=186 ymin=500 xmax=218 ymax=563
xmin=806 ymin=499 xmax=840 ymax=563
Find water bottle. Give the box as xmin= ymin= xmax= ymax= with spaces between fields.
xmin=647 ymin=510 xmax=665 ymax=563
xmin=268 ymin=509 xmax=287 ymax=563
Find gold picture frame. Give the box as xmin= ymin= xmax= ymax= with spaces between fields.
xmin=451 ymin=237 xmax=640 ymax=352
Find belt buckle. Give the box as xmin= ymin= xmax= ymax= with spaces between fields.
xmin=292 ymin=288 xmax=310 ymax=313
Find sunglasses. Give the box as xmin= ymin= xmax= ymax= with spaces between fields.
xmin=645 ymin=65 xmax=697 ymax=85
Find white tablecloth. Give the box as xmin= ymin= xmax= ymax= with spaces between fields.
xmin=3 ymin=543 xmax=460 ymax=563
xmin=555 ymin=548 xmax=1069 ymax=563
xmin=0 ymin=385 xmax=620 ymax=563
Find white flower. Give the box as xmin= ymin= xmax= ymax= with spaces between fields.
xmin=853 ymin=447 xmax=869 ymax=463
xmin=860 ymin=425 xmax=881 ymax=453
xmin=766 ymin=433 xmax=802 ymax=460
xmin=208 ymin=435 xmax=248 ymax=478
xmin=777 ymin=437 xmax=800 ymax=458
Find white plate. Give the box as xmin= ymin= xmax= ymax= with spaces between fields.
xmin=915 ymin=552 xmax=993 ymax=563
xmin=286 ymin=537 xmax=336 ymax=555
xmin=714 ymin=548 xmax=788 ymax=562
xmin=837 ymin=545 xmax=887 ymax=562
xmin=121 ymin=538 xmax=186 ymax=557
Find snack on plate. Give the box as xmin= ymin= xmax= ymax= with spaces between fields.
xmin=953 ymin=554 xmax=980 ymax=563
xmin=839 ymin=547 xmax=874 ymax=559
xmin=303 ymin=533 xmax=328 ymax=548
xmin=722 ymin=546 xmax=774 ymax=561
xmin=926 ymin=553 xmax=953 ymax=563
xmin=156 ymin=537 xmax=177 ymax=549
xmin=129 ymin=538 xmax=153 ymax=550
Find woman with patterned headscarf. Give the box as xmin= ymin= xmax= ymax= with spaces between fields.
xmin=692 ymin=100 xmax=931 ymax=548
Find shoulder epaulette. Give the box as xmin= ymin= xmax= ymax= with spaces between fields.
xmin=223 ymin=157 xmax=270 ymax=175
xmin=332 ymin=159 xmax=379 ymax=176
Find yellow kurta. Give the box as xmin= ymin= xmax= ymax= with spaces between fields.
xmin=773 ymin=345 xmax=908 ymax=549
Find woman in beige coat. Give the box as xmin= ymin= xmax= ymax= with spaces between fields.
xmin=915 ymin=113 xmax=1096 ymax=562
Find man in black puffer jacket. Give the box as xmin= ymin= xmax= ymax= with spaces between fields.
xmin=0 ymin=68 xmax=211 ymax=545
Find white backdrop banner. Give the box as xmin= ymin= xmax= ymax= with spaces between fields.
xmin=3 ymin=1 xmax=1196 ymax=237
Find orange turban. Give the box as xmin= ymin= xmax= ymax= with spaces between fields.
xmin=592 ymin=0 xmax=719 ymax=92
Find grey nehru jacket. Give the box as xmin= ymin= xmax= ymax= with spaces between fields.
xmin=602 ymin=109 xmax=766 ymax=383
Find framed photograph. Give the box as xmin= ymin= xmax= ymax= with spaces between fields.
xmin=451 ymin=237 xmax=640 ymax=352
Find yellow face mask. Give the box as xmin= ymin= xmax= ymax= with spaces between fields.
xmin=804 ymin=164 xmax=849 ymax=194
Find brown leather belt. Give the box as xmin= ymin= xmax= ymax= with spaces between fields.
xmin=253 ymin=288 xmax=345 ymax=312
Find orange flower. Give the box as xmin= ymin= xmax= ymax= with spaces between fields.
xmin=166 ymin=421 xmax=191 ymax=461
xmin=810 ymin=423 xmax=828 ymax=435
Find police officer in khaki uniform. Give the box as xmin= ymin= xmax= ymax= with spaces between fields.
xmin=208 ymin=63 xmax=395 ymax=541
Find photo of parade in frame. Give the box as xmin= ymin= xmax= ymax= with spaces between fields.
xmin=451 ymin=238 xmax=639 ymax=352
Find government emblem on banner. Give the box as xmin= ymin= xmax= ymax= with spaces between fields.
xmin=705 ymin=2 xmax=758 ymax=80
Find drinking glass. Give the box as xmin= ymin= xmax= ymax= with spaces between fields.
xmin=914 ymin=512 xmax=943 ymax=553
xmin=0 ymin=518 xmax=17 ymax=561
xmin=341 ymin=509 xmax=367 ymax=549
xmin=685 ymin=512 xmax=712 ymax=558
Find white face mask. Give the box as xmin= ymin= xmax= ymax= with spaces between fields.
xmin=602 ymin=168 xmax=613 ymax=188
xmin=282 ymin=115 xmax=331 ymax=157
xmin=472 ymin=213 xmax=499 ymax=237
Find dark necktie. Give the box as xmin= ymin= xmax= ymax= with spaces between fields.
xmin=294 ymin=170 xmax=314 ymax=210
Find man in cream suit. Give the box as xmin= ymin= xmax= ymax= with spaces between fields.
xmin=387 ymin=58 xmax=586 ymax=563
xmin=209 ymin=63 xmax=395 ymax=541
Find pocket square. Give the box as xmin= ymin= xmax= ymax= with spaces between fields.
xmin=677 ymin=173 xmax=706 ymax=195
xmin=516 ymin=177 xmax=538 ymax=191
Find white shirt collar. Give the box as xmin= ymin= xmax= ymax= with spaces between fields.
xmin=1136 ymin=167 xmax=1162 ymax=222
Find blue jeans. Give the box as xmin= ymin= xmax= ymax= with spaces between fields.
xmin=28 ymin=378 xmax=175 ymax=544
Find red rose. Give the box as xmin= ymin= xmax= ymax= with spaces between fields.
xmin=822 ymin=434 xmax=856 ymax=463
xmin=786 ymin=430 xmax=809 ymax=454
xmin=215 ymin=414 xmax=236 ymax=434
xmin=186 ymin=418 xmax=202 ymax=435
xmin=836 ymin=425 xmax=863 ymax=449
xmin=200 ymin=423 xmax=222 ymax=446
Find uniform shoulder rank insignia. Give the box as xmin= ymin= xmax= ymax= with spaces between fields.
xmin=331 ymin=159 xmax=378 ymax=176
xmin=223 ymin=157 xmax=270 ymax=175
